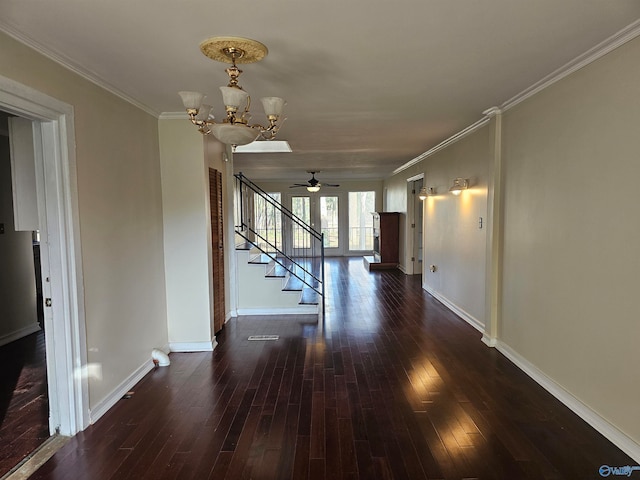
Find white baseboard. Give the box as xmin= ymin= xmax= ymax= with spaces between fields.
xmin=89 ymin=358 xmax=154 ymax=424
xmin=481 ymin=334 xmax=497 ymax=347
xmin=422 ymin=284 xmax=485 ymax=332
xmin=169 ymin=340 xmax=216 ymax=352
xmin=236 ymin=306 xmax=319 ymax=316
xmin=496 ymin=341 xmax=640 ymax=463
xmin=0 ymin=323 xmax=41 ymax=347
xmin=421 ymin=283 xmax=640 ymax=462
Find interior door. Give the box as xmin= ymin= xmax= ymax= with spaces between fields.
xmin=209 ymin=169 xmax=225 ymax=334
xmin=413 ymin=179 xmax=424 ymax=273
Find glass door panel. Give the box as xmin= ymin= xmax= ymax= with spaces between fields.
xmin=254 ymin=192 xmax=282 ymax=252
xmin=320 ymin=196 xmax=339 ymax=249
xmin=348 ymin=191 xmax=375 ymax=251
xmin=291 ymin=196 xmax=311 ymax=250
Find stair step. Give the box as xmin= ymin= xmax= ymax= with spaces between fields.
xmin=299 ymin=287 xmax=320 ymax=305
xmin=265 ymin=261 xmax=287 ymax=278
xmin=283 ymin=274 xmax=320 ymax=291
xmin=248 ymin=253 xmax=275 ymax=264
xmin=235 ymin=242 xmax=254 ymax=250
xmin=283 ymin=274 xmax=303 ymax=292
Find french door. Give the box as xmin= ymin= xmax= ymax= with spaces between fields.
xmin=290 ymin=194 xmax=342 ymax=256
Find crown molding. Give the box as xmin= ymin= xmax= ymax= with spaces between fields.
xmin=0 ymin=21 xmax=160 ymax=118
xmin=500 ymin=18 xmax=640 ymax=112
xmin=159 ymin=111 xmax=189 ymax=120
xmin=391 ymin=19 xmax=640 ymax=178
xmin=391 ymin=116 xmax=491 ymax=176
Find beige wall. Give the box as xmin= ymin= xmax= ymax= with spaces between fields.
xmin=0 ymin=134 xmax=39 ymax=340
xmin=384 ymin=126 xmax=490 ymax=328
xmin=384 ymin=35 xmax=640 ymax=454
xmin=422 ymin=127 xmax=490 ymax=328
xmin=159 ymin=120 xmax=213 ymax=347
xmin=0 ymin=32 xmax=168 ymax=409
xmin=500 ymin=36 xmax=640 ymax=441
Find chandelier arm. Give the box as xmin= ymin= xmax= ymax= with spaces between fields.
xmin=188 ymin=112 xmax=217 ymax=128
xmin=181 ymin=38 xmax=284 ymax=145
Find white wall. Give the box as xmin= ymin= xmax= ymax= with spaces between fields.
xmin=0 ymin=31 xmax=168 ymax=410
xmin=500 ymin=36 xmax=640 ymax=445
xmin=0 ymin=132 xmax=39 ymax=343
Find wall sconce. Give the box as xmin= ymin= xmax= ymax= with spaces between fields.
xmin=449 ymin=178 xmax=468 ymax=195
xmin=418 ymin=187 xmax=436 ymax=200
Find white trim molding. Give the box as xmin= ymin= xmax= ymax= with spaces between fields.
xmin=500 ymin=19 xmax=640 ymax=112
xmin=422 ymin=284 xmax=485 ymax=333
xmin=481 ymin=334 xmax=497 ymax=347
xmin=0 ymin=323 xmax=41 ymax=347
xmin=89 ymin=359 xmax=154 ymax=424
xmin=159 ymin=112 xmax=189 ymax=120
xmin=0 ymin=21 xmax=158 ymax=118
xmin=169 ymin=340 xmax=217 ymax=352
xmin=406 ymin=173 xmax=425 ymax=182
xmin=392 ymin=19 xmax=640 ymax=180
xmin=496 ymin=341 xmax=640 ymax=463
xmin=392 ymin=116 xmax=490 ymax=176
xmin=0 ymin=73 xmax=89 ymax=436
xmin=236 ymin=306 xmax=319 ymax=316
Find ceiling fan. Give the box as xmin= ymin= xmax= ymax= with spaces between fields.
xmin=289 ymin=171 xmax=340 ymax=192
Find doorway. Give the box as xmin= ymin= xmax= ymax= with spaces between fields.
xmin=0 ymin=76 xmax=88 ymax=439
xmin=406 ymin=175 xmax=424 ymax=275
xmin=0 ymin=115 xmax=49 ymax=475
xmin=289 ymin=193 xmax=342 ymax=256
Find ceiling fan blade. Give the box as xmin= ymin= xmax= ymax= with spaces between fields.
xmin=289 ymin=184 xmax=307 ymax=188
xmin=325 ymin=183 xmax=340 ymax=187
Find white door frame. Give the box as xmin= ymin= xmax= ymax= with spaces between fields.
xmin=0 ymin=74 xmax=89 ymax=435
xmin=406 ymin=174 xmax=424 ymax=275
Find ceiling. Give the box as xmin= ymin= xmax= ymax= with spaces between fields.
xmin=1 ymin=1 xmax=639 ymax=183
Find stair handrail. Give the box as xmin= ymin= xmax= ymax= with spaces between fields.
xmin=235 ymin=173 xmax=322 ymax=241
xmin=236 ymin=226 xmax=322 ymax=294
xmin=234 ymin=172 xmax=325 ymax=316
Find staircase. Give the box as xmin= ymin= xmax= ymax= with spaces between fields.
xmin=234 ymin=173 xmax=325 ymax=317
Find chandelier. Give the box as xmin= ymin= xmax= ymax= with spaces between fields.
xmin=178 ymin=36 xmax=285 ymax=146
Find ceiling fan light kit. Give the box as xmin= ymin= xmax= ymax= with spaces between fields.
xmin=178 ymin=36 xmax=286 ymax=146
xmin=290 ymin=171 xmax=340 ymax=192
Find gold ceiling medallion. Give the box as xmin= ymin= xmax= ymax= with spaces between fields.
xmin=179 ymin=36 xmax=285 ymax=147
xmin=199 ymin=37 xmax=268 ymax=64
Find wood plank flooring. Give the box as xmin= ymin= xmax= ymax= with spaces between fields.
xmin=0 ymin=331 xmax=49 ymax=477
xmin=31 ymin=257 xmax=634 ymax=479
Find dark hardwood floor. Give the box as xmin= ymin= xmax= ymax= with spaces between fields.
xmin=0 ymin=330 xmax=49 ymax=476
xmin=32 ymin=257 xmax=634 ymax=479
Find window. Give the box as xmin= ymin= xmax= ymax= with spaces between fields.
xmin=348 ymin=191 xmax=375 ymax=251
xmin=291 ymin=196 xmax=311 ymax=249
xmin=254 ymin=192 xmax=282 ymax=251
xmin=320 ymin=196 xmax=339 ymax=248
